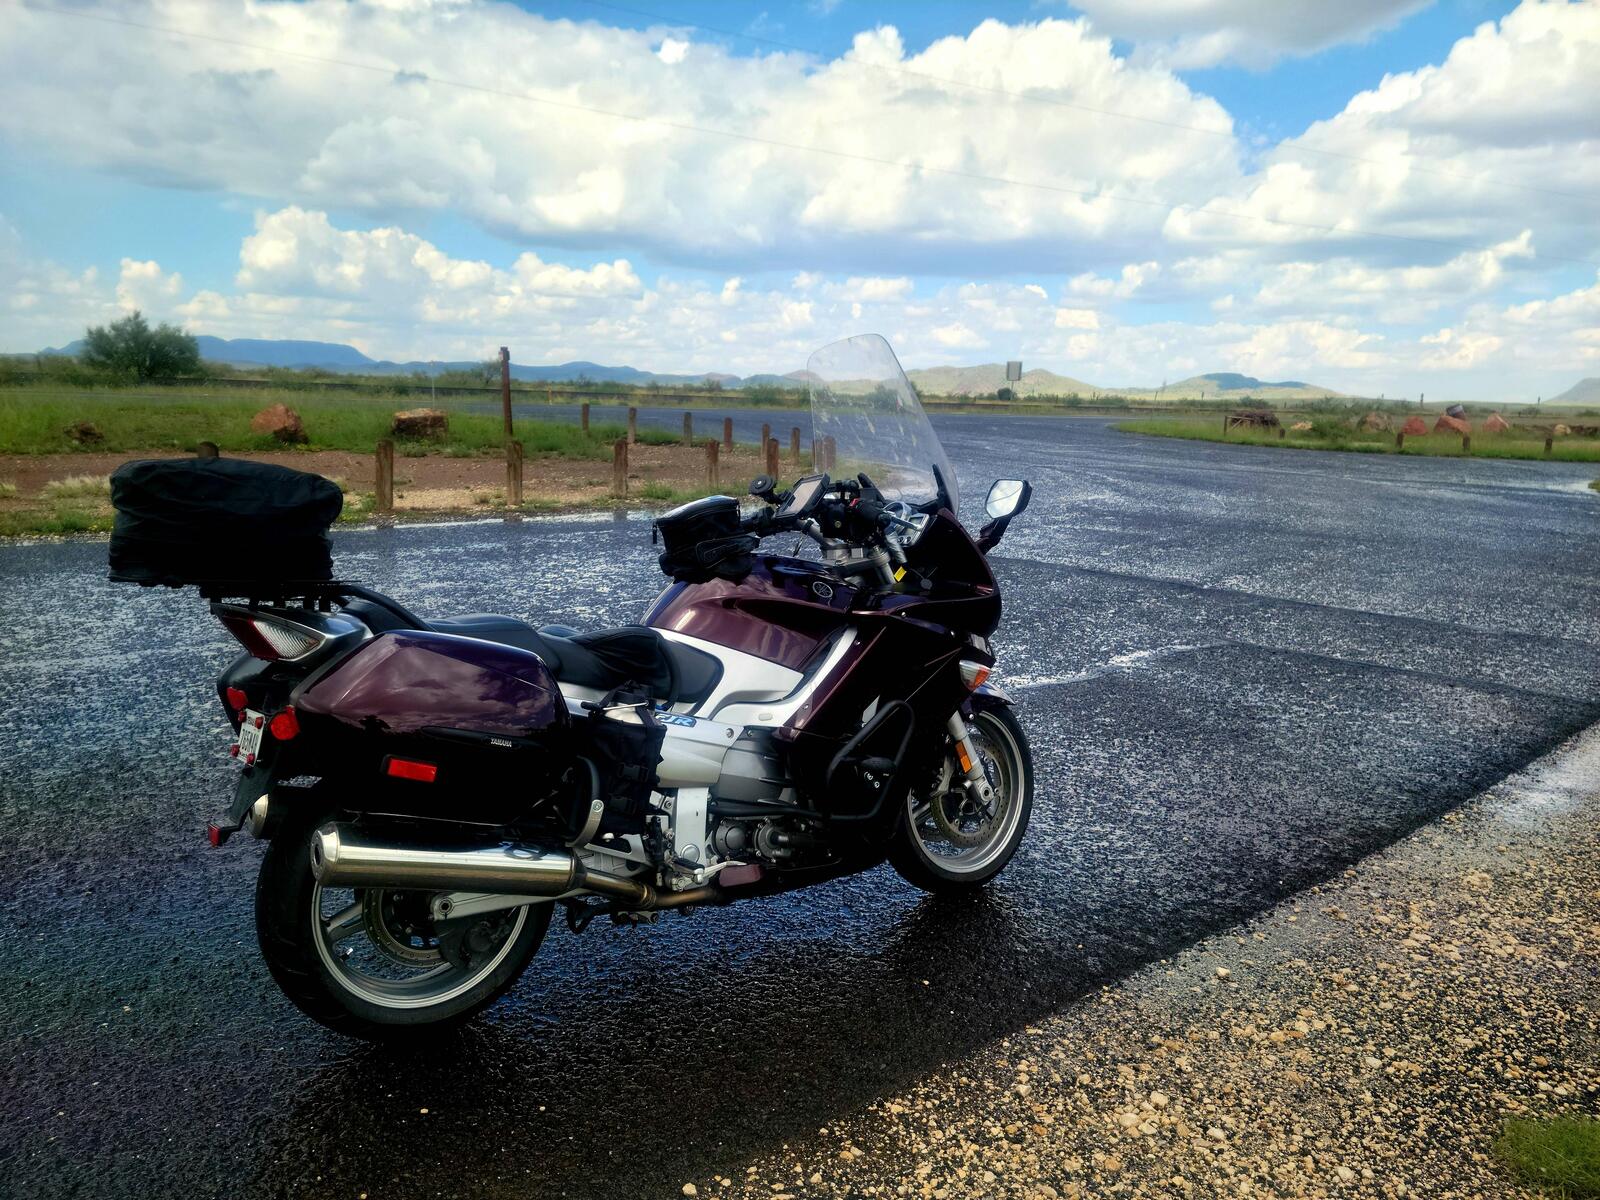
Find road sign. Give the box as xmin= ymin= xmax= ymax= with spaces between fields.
xmin=1006 ymin=361 xmax=1022 ymax=382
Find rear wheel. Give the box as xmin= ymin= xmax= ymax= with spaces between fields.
xmin=889 ymin=706 xmax=1033 ymax=893
xmin=255 ymin=807 xmax=550 ymax=1039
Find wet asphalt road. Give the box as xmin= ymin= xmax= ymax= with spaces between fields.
xmin=3 ymin=416 xmax=1598 ymax=1199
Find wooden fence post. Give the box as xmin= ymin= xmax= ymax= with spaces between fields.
xmin=723 ymin=417 xmax=734 ymax=452
xmin=581 ymin=402 xmax=590 ymax=433
xmin=612 ymin=438 xmax=628 ymax=495
xmin=1545 ymin=435 xmax=1554 ymax=456
xmin=1221 ymin=414 xmax=1230 ymax=437
xmin=683 ymin=411 xmax=693 ymax=446
xmin=790 ymin=426 xmax=801 ymax=464
xmin=375 ymin=439 xmax=394 ymax=513
xmin=196 ymin=441 xmax=219 ymax=459
xmin=1277 ymin=427 xmax=1285 ymax=440
xmin=499 ymin=347 xmax=513 ymax=438
xmin=506 ymin=439 xmax=524 ymax=506
xmin=760 ymin=423 xmax=771 ymax=455
xmin=1396 ymin=432 xmax=1405 ymax=451
xmin=627 ymin=406 xmax=637 ymax=445
xmin=825 ymin=435 xmax=837 ymax=472
xmin=1462 ymin=434 xmax=1471 ymax=454
xmin=705 ymin=439 xmax=719 ymax=488
xmin=765 ymin=437 xmax=779 ymax=478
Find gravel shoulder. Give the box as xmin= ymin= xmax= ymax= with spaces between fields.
xmin=691 ymin=726 xmax=1600 ymax=1200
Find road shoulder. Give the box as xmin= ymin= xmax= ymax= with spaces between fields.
xmin=692 ymin=726 xmax=1600 ymax=1199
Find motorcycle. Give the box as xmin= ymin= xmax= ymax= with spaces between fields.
xmin=113 ymin=333 xmax=1034 ymax=1038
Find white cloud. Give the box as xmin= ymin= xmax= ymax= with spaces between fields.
xmin=657 ymin=37 xmax=689 ymax=65
xmin=1061 ymin=0 xmax=1429 ymax=68
xmin=0 ymin=3 xmax=1240 ymax=274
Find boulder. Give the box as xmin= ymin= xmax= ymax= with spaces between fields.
xmin=250 ymin=403 xmax=308 ymax=444
xmin=64 ymin=420 xmax=104 ymax=445
xmin=1434 ymin=414 xmax=1471 ymax=436
xmin=1400 ymin=416 xmax=1428 ymax=436
xmin=1359 ymin=411 xmax=1391 ymax=432
xmin=1289 ymin=420 xmax=1313 ymax=433
xmin=1553 ymin=423 xmax=1571 ymax=437
xmin=392 ymin=408 xmax=449 ymax=439
xmin=1484 ymin=413 xmax=1510 ymax=433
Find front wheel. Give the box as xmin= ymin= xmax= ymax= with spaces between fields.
xmin=255 ymin=807 xmax=551 ymax=1039
xmin=889 ymin=705 xmax=1034 ymax=893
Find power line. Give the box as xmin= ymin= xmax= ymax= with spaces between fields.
xmin=573 ymin=0 xmax=1596 ymax=205
xmin=23 ymin=2 xmax=1600 ymax=270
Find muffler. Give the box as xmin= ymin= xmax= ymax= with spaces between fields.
xmin=309 ymin=823 xmax=712 ymax=909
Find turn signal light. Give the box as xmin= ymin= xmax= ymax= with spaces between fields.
xmin=225 ymin=687 xmax=248 ymax=711
xmin=384 ymin=757 xmax=438 ymax=784
xmin=958 ymin=661 xmax=992 ymax=690
xmin=268 ymin=707 xmax=300 ymax=741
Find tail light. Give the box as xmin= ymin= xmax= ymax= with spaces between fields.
xmin=959 ymin=660 xmax=992 ymax=690
xmin=217 ymin=611 xmax=326 ymax=662
xmin=268 ymin=706 xmax=300 ymax=741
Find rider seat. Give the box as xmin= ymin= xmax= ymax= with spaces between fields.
xmin=340 ymin=598 xmax=720 ymax=706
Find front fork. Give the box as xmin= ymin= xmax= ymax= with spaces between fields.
xmin=947 ymin=712 xmax=996 ymax=811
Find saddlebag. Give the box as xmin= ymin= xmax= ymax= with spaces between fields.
xmin=108 ymin=458 xmax=342 ymax=591
xmin=653 ymin=495 xmax=758 ymax=584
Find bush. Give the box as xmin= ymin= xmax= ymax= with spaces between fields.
xmin=81 ymin=311 xmax=201 ymax=381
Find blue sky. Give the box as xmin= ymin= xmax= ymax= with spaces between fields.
xmin=2 ymin=0 xmax=1595 ymax=399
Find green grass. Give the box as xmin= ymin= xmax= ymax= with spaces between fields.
xmin=0 ymin=389 xmax=684 ymax=458
xmin=1117 ymin=416 xmax=1600 ymax=463
xmin=0 ymin=505 xmax=114 ymax=537
xmin=1590 ymin=479 xmax=1599 ymax=493
xmin=1497 ymin=1118 xmax=1600 ymax=1197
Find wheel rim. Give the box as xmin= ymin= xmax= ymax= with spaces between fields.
xmin=311 ymin=882 xmax=528 ymax=1010
xmin=907 ymin=712 xmax=1027 ymax=876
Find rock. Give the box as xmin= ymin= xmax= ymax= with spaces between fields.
xmin=1399 ymin=416 xmax=1428 ymax=436
xmin=250 ymin=403 xmax=307 ymax=444
xmin=64 ymin=420 xmax=104 ymax=445
xmin=1359 ymin=412 xmax=1391 ymax=432
xmin=1336 ymin=1166 xmax=1355 ymax=1183
xmin=1484 ymin=413 xmax=1510 ymax=433
xmin=1433 ymin=414 xmax=1471 ymax=436
xmin=1207 ymin=1127 xmax=1228 ymax=1143
xmin=1289 ymin=421 xmax=1313 ymax=433
xmin=392 ymin=408 xmax=449 ymax=439
xmin=1150 ymin=1091 xmax=1170 ymax=1108
xmin=1215 ymin=967 xmax=1231 ymax=979
xmin=1554 ymin=423 xmax=1571 ymax=436
xmin=681 ymin=1184 xmax=697 ymax=1197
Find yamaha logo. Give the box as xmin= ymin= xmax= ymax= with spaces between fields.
xmin=812 ymin=581 xmax=834 ymax=600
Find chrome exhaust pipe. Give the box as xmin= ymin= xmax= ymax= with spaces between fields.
xmin=310 ymin=823 xmax=654 ymax=903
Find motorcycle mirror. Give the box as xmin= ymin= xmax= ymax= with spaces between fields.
xmin=749 ymin=475 xmax=778 ymax=502
xmin=985 ymin=479 xmax=1031 ymax=520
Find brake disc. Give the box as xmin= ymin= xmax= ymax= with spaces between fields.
xmin=927 ymin=755 xmax=988 ymax=848
xmin=361 ymin=889 xmax=445 ymax=967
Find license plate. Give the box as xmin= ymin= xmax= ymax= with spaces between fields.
xmin=236 ymin=708 xmax=265 ymax=765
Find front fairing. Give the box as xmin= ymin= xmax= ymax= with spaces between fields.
xmin=807 ymin=335 xmax=959 ymax=512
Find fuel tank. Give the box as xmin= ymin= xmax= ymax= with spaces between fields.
xmin=291 ymin=629 xmax=575 ymax=824
xmin=643 ymin=556 xmax=854 ymax=671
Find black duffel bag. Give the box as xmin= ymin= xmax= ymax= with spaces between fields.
xmin=108 ymin=458 xmax=343 ymax=590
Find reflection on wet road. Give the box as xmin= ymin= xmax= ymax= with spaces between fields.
xmin=2 ymin=415 xmax=1596 ymax=1198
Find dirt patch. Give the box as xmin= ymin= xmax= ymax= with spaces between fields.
xmin=0 ymin=443 xmax=783 ymax=529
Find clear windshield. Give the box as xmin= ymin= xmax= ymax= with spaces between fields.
xmin=806 ymin=334 xmax=958 ymax=510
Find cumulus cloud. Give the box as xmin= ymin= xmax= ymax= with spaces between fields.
xmin=0 ymin=2 xmax=1240 ymax=274
xmin=1060 ymin=0 xmax=1429 ymax=68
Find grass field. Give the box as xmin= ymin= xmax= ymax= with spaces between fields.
xmin=1116 ymin=416 xmax=1600 ymax=463
xmin=0 ymin=388 xmax=749 ymax=536
xmin=0 ymin=389 xmax=684 ymax=458
xmin=1496 ymin=1117 xmax=1600 ymax=1196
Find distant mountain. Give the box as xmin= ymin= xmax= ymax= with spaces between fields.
xmin=1549 ymin=378 xmax=1600 ymax=406
xmin=28 ymin=335 xmax=1343 ymax=398
xmin=906 ymin=364 xmax=1099 ymax=397
xmin=1160 ymin=372 xmax=1338 ymax=398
